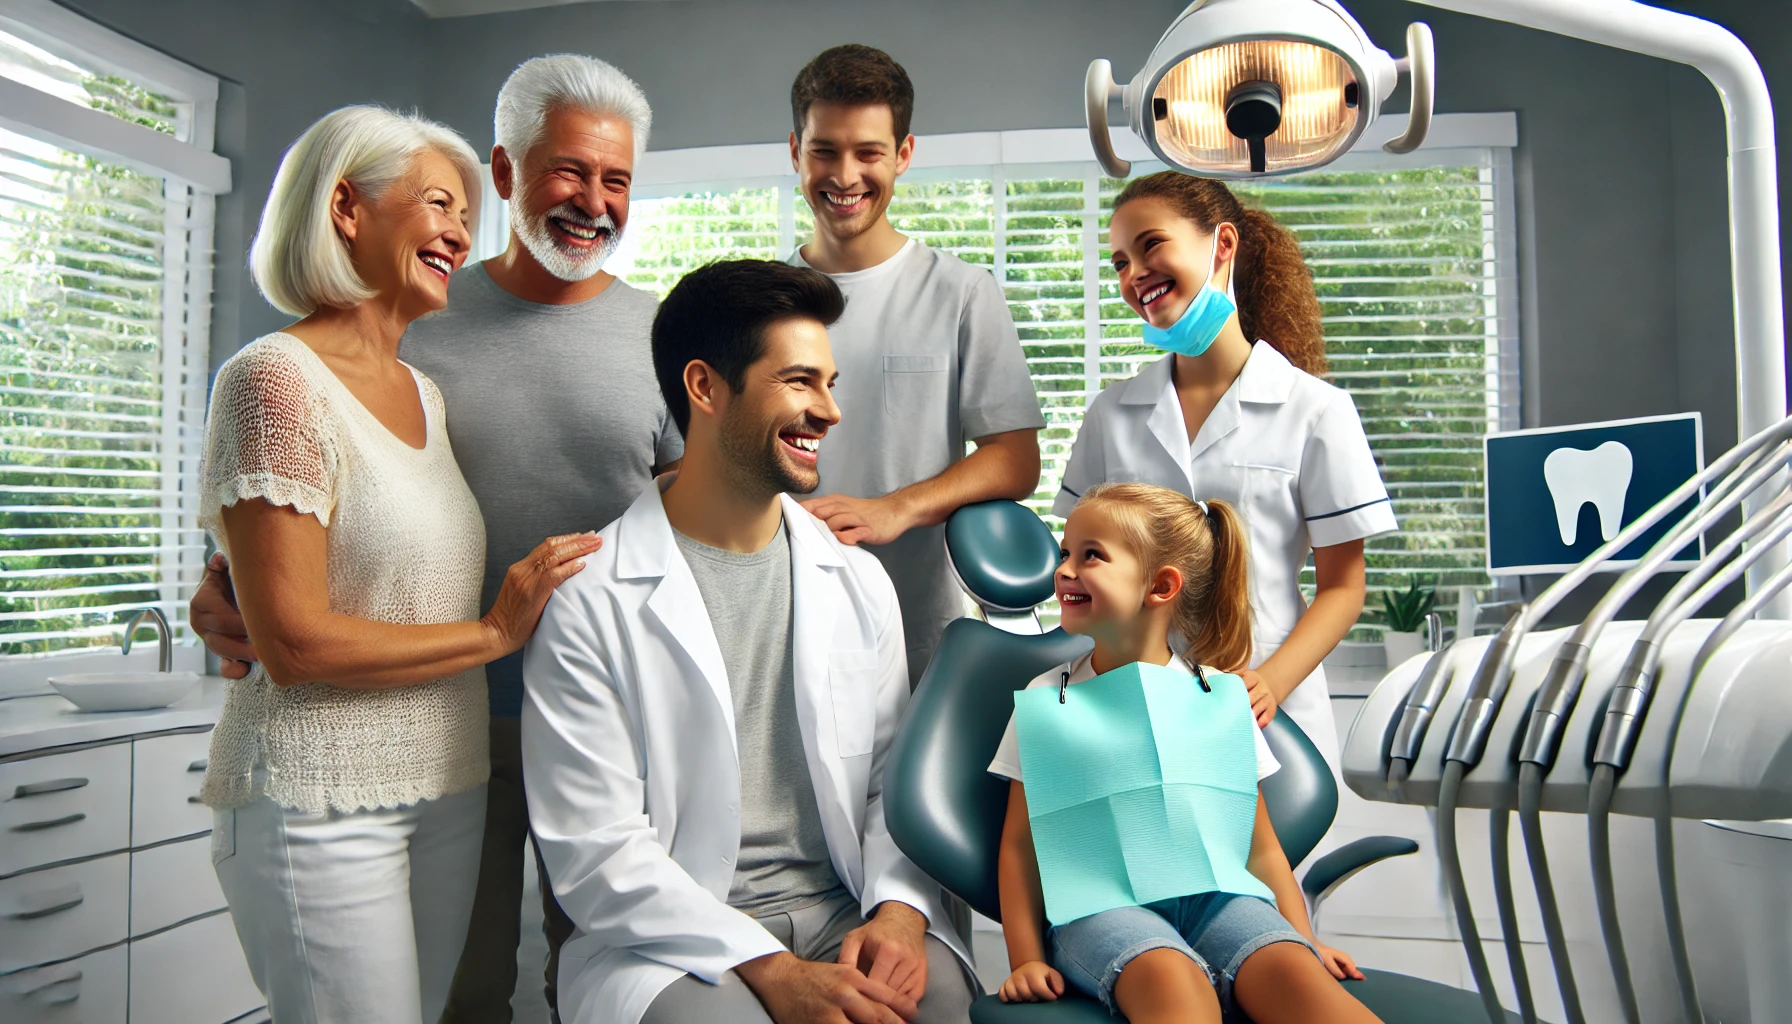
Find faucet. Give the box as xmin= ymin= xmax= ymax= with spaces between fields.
xmin=122 ymin=607 xmax=171 ymax=673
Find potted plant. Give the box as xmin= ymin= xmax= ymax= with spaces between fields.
xmin=1381 ymin=578 xmax=1437 ymax=668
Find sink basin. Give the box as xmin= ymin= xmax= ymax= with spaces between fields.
xmin=48 ymin=671 xmax=201 ymax=712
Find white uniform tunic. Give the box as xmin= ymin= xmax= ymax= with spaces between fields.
xmin=1053 ymin=343 xmax=1397 ymax=774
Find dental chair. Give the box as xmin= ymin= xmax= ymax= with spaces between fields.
xmin=886 ymin=500 xmax=1526 ymax=1023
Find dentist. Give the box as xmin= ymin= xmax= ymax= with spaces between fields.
xmin=522 ymin=259 xmax=975 ymax=1024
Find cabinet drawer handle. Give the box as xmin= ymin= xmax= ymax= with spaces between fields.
xmin=15 ymin=967 xmax=82 ymax=999
xmin=188 ymin=796 xmax=206 ymax=804
xmin=8 ymin=895 xmax=83 ymax=921
xmin=12 ymin=777 xmax=88 ymax=799
xmin=10 ymin=812 xmax=86 ymax=832
xmin=188 ymin=759 xmax=208 ymax=772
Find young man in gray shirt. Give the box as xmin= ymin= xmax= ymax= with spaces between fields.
xmin=788 ymin=46 xmax=1045 ymax=685
xmin=190 ymin=56 xmax=675 ymax=1023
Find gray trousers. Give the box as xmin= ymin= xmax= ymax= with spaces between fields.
xmin=639 ymin=892 xmax=977 ymax=1024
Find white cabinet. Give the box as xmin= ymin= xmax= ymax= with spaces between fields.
xmin=0 ymin=714 xmax=265 ymax=1024
xmin=0 ymin=744 xmax=131 ymax=876
xmin=129 ymin=731 xmax=212 ymax=848
xmin=129 ymin=836 xmax=225 ymax=937
xmin=128 ymin=912 xmax=262 ymax=1024
xmin=0 ymin=943 xmax=127 ymax=1024
xmin=0 ymin=854 xmax=128 ymax=974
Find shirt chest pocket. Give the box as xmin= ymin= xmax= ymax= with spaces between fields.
xmin=1228 ymin=461 xmax=1299 ymax=519
xmin=827 ymin=649 xmax=880 ymax=758
xmin=883 ymin=355 xmax=949 ymax=417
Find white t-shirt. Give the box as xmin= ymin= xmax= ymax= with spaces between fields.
xmin=789 ymin=239 xmax=1044 ymax=676
xmin=987 ymin=652 xmax=1281 ymax=783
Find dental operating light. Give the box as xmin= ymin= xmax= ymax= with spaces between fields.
xmin=1085 ymin=0 xmax=1433 ymax=178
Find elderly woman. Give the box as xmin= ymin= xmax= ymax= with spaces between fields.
xmin=198 ymin=105 xmax=600 ymax=1024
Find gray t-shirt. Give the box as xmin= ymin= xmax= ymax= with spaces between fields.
xmin=402 ymin=265 xmax=683 ymax=716
xmin=674 ymin=523 xmax=845 ymax=917
xmin=789 ymin=240 xmax=1045 ymax=681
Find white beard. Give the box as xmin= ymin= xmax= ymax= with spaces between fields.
xmin=510 ymin=189 xmax=620 ymax=283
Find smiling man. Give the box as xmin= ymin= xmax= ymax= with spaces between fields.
xmin=787 ymin=45 xmax=1045 ymax=686
xmin=522 ymin=260 xmax=976 ymax=1024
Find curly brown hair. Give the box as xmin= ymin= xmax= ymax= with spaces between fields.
xmin=1113 ymin=172 xmax=1327 ymax=376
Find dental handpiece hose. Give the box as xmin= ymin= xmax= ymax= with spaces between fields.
xmin=1508 ymin=449 xmax=1792 ymax=1024
xmin=1587 ymin=508 xmax=1792 ymax=1024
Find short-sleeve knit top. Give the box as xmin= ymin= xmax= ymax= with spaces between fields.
xmin=197 ymin=333 xmax=489 ymax=814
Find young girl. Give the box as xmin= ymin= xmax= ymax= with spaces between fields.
xmin=988 ymin=484 xmax=1380 ymax=1024
xmin=1055 ymin=173 xmax=1397 ymax=779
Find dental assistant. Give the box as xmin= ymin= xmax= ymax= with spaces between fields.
xmin=1056 ymin=172 xmax=1396 ymax=776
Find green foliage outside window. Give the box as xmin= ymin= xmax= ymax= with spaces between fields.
xmin=1 ymin=69 xmax=181 ymax=655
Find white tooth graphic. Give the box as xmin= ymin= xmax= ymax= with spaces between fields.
xmin=1542 ymin=441 xmax=1633 ymax=545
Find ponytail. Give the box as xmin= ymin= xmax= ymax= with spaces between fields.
xmin=1113 ymin=171 xmax=1327 ymax=376
xmin=1187 ymin=498 xmax=1253 ymax=672
xmin=1075 ymin=483 xmax=1255 ymax=672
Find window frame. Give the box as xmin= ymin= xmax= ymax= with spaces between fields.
xmin=0 ymin=0 xmax=224 ymax=684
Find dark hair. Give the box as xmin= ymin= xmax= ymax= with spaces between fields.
xmin=791 ymin=44 xmax=914 ymax=142
xmin=1113 ymin=172 xmax=1327 ymax=376
xmin=652 ymin=260 xmax=845 ymax=434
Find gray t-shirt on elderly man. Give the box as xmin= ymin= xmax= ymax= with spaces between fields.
xmin=401 ymin=264 xmax=684 ymax=717
xmin=673 ymin=522 xmax=847 ymax=918
xmin=789 ymin=240 xmax=1045 ymax=685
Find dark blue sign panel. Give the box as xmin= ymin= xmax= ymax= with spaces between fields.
xmin=1484 ymin=413 xmax=1703 ymax=576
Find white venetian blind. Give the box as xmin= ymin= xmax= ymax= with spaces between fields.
xmin=602 ymin=151 xmax=1515 ymax=640
xmin=0 ymin=23 xmax=214 ymax=655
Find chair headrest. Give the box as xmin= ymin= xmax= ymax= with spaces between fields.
xmin=944 ymin=500 xmax=1059 ymax=613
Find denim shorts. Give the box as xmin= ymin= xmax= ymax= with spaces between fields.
xmin=1047 ymin=892 xmax=1320 ymax=1016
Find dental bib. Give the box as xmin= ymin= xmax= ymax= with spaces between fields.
xmin=1015 ymin=661 xmax=1272 ymax=926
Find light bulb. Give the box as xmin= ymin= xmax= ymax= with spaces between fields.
xmin=1149 ymin=39 xmax=1360 ymax=175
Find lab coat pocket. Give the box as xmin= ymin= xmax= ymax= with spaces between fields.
xmin=827 ymin=649 xmax=880 ymax=758
xmin=882 ymin=355 xmax=949 ymax=417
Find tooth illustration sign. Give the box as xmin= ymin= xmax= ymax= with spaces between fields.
xmin=1542 ymin=441 xmax=1634 ymax=546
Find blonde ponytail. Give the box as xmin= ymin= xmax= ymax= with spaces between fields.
xmin=1076 ymin=483 xmax=1254 ymax=671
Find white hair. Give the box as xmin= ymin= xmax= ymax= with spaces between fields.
xmin=250 ymin=106 xmax=482 ymax=317
xmin=494 ymin=54 xmax=652 ymax=167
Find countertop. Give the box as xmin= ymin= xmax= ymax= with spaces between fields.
xmin=0 ymin=677 xmax=229 ymax=759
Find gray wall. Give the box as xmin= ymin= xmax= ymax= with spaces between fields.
xmin=50 ymin=0 xmax=428 ymax=364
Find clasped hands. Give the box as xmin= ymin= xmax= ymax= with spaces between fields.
xmin=738 ymin=901 xmax=931 ymax=1024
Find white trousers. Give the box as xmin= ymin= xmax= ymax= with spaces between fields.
xmin=212 ymin=784 xmax=487 ymax=1024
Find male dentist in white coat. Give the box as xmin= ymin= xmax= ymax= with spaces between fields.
xmin=521 ymin=259 xmax=975 ymax=1024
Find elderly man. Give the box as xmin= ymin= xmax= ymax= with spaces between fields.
xmin=188 ymin=55 xmax=677 ymax=1023
xmin=522 ymin=259 xmax=977 ymax=1024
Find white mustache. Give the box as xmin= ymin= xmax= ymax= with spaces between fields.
xmin=544 ymin=203 xmax=616 ymax=233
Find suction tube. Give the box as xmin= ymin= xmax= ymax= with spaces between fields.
xmin=1653 ymin=557 xmax=1792 ymax=1023
xmin=1438 ymin=761 xmax=1509 ymax=1024
xmin=1490 ymin=805 xmax=1538 ymax=1024
xmin=1516 ymin=762 xmax=1586 ymax=1024
xmin=1586 ymin=765 xmax=1641 ymax=1024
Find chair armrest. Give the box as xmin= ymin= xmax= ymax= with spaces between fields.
xmin=1301 ymin=836 xmax=1420 ymax=911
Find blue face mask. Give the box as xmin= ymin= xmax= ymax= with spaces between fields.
xmin=1141 ymin=237 xmax=1236 ymax=358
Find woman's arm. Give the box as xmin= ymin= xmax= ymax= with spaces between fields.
xmin=1242 ymin=539 xmax=1366 ymax=723
xmin=1246 ymin=795 xmax=1364 ymax=981
xmin=996 ymin=781 xmax=1065 ymax=1002
xmin=221 ymin=498 xmax=598 ymax=689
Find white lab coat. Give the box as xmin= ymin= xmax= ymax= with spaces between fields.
xmin=1053 ymin=343 xmax=1398 ymax=774
xmin=521 ymin=483 xmax=968 ymax=1024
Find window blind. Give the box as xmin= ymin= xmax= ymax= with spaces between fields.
xmin=0 ymin=25 xmax=213 ymax=655
xmin=607 ymin=154 xmax=1515 ymax=639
